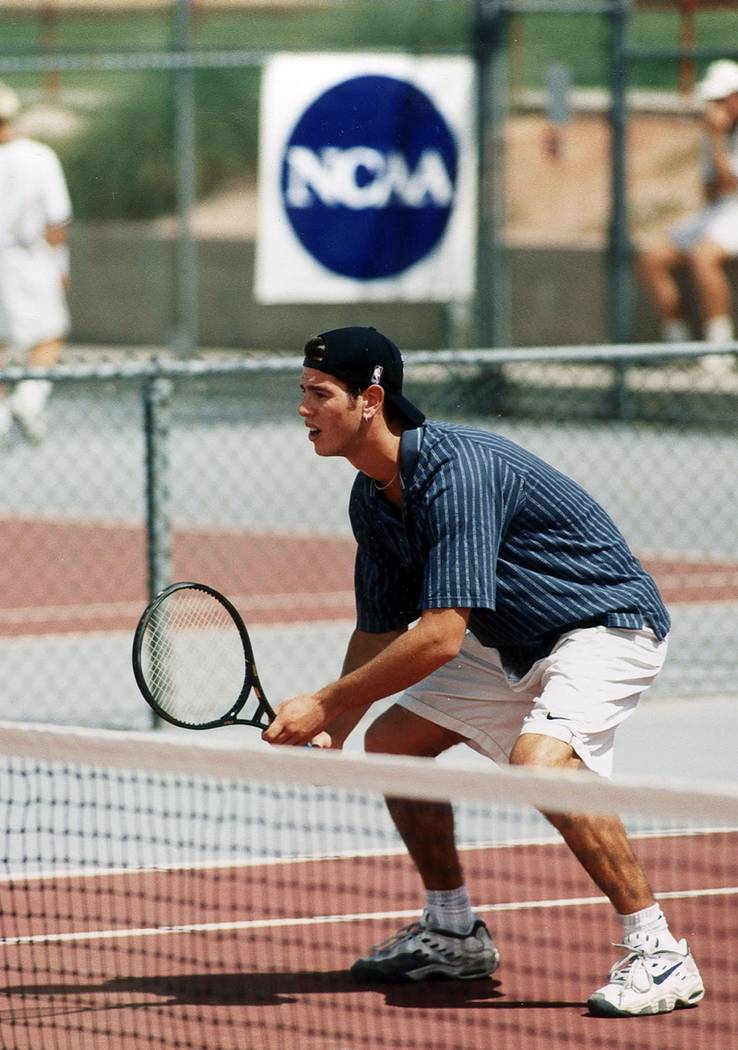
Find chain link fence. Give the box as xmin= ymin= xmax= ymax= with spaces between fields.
xmin=0 ymin=342 xmax=736 ymax=731
xmin=5 ymin=1 xmax=736 ymax=354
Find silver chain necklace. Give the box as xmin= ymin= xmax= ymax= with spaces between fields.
xmin=373 ymin=472 xmax=398 ymax=492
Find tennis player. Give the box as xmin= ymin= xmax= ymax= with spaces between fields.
xmin=263 ymin=326 xmax=704 ymax=1018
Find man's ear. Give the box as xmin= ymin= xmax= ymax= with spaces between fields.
xmin=361 ymin=384 xmax=385 ymax=421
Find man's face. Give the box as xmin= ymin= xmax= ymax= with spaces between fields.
xmin=709 ymin=93 xmax=738 ymax=124
xmin=298 ymin=366 xmax=364 ymax=458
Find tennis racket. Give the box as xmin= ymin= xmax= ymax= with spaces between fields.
xmin=132 ymin=581 xmax=276 ymax=731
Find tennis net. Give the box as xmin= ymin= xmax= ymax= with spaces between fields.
xmin=0 ymin=721 xmax=736 ymax=1050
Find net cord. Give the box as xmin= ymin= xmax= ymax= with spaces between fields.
xmin=0 ymin=720 xmax=736 ymax=824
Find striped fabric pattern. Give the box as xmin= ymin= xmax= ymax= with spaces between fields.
xmin=350 ymin=422 xmax=670 ymax=677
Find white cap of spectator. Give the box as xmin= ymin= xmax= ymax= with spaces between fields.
xmin=698 ymin=60 xmax=738 ymax=103
xmin=0 ymin=81 xmax=20 ymax=122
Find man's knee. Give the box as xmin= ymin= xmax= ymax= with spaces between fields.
xmin=364 ymin=705 xmax=463 ymax=757
xmin=638 ymin=243 xmax=678 ymax=277
xmin=689 ymin=239 xmax=728 ymax=272
xmin=364 ymin=716 xmax=394 ymax=755
xmin=364 ymin=705 xmax=418 ymax=755
xmin=509 ymin=731 xmax=580 ymax=770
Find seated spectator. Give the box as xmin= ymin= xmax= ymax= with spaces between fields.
xmin=638 ymin=60 xmax=738 ymax=370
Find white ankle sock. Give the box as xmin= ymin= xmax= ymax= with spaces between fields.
xmin=621 ymin=905 xmax=680 ymax=951
xmin=661 ymin=318 xmax=690 ymax=342
xmin=704 ymin=315 xmax=734 ymax=344
xmin=426 ymin=886 xmax=475 ymax=934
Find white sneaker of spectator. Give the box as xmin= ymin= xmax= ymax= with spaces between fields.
xmin=699 ymin=353 xmax=735 ymax=375
xmin=0 ymin=400 xmax=13 ymax=442
xmin=10 ymin=379 xmax=52 ymax=443
xmin=700 ymin=315 xmax=736 ymax=375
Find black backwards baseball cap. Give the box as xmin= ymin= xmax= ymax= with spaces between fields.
xmin=302 ymin=326 xmax=425 ymax=427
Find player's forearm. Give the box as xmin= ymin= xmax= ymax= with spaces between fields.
xmin=263 ymin=612 xmax=469 ymax=746
xmin=322 ymin=628 xmax=407 ymax=746
xmin=706 ymin=135 xmax=738 ymax=194
xmin=317 ymin=611 xmax=468 ymax=721
xmin=341 ymin=627 xmax=406 ymax=675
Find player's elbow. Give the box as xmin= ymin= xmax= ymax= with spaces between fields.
xmin=432 ymin=637 xmax=464 ymax=667
xmin=417 ymin=609 xmax=469 ymax=666
xmin=432 ymin=629 xmax=466 ymax=665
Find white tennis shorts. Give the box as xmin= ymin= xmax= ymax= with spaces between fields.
xmin=0 ymin=241 xmax=69 ymax=356
xmin=397 ymin=626 xmax=669 ymax=777
xmin=669 ymin=194 xmax=738 ymax=255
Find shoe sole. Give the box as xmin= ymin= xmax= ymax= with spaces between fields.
xmin=587 ymin=985 xmax=705 ymax=1017
xmin=351 ymin=950 xmax=500 ymax=984
xmin=15 ymin=420 xmax=46 ymax=443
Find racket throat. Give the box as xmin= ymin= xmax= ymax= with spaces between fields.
xmin=251 ymin=691 xmax=273 ymax=729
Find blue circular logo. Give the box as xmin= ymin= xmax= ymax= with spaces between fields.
xmin=281 ymin=75 xmax=458 ymax=280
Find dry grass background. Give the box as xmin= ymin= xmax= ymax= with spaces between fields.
xmin=0 ymin=0 xmax=327 ymax=8
xmin=506 ymin=110 xmax=704 ymax=249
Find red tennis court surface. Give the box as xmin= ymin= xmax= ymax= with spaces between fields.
xmin=2 ymin=833 xmax=736 ymax=1050
xmin=1 ymin=517 xmax=737 ymax=636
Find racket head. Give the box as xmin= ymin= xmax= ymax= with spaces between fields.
xmin=132 ymin=581 xmax=274 ymax=730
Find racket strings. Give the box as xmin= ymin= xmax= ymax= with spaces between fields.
xmin=142 ymin=590 xmax=249 ymax=726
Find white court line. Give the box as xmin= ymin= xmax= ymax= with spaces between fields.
xmin=2 ymin=826 xmax=734 ymax=885
xmin=3 ymin=886 xmax=736 ymax=947
xmin=0 ymin=591 xmax=356 ymax=626
xmin=1 ymin=582 xmax=735 ymax=626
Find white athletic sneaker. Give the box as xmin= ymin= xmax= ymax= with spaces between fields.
xmin=10 ymin=380 xmax=52 ymax=443
xmin=699 ymin=353 xmax=736 ymax=376
xmin=588 ymin=939 xmax=704 ymax=1017
xmin=0 ymin=401 xmax=12 ymax=441
xmin=350 ymin=909 xmax=500 ymax=982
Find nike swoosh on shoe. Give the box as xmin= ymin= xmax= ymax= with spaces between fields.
xmin=652 ymin=962 xmax=683 ymax=985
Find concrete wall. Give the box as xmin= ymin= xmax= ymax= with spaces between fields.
xmin=66 ymin=225 xmax=735 ymax=351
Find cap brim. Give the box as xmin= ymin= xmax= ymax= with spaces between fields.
xmin=387 ymin=392 xmax=425 ymax=427
xmin=699 ymin=79 xmax=738 ymax=102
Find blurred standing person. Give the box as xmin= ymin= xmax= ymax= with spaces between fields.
xmin=638 ymin=60 xmax=738 ymax=370
xmin=0 ymin=80 xmax=72 ymax=441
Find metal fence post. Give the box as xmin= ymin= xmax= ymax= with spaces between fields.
xmin=144 ymin=373 xmax=173 ymax=601
xmin=143 ymin=372 xmax=174 ymax=728
xmin=607 ymin=0 xmax=633 ymax=417
xmin=474 ymin=0 xmax=511 ymax=350
xmin=172 ymin=0 xmax=199 ymax=355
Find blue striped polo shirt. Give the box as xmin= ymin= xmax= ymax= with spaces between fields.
xmin=349 ymin=421 xmax=670 ymax=679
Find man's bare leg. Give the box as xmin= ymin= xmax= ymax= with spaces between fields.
xmin=28 ymin=336 xmax=64 ymax=368
xmin=509 ymin=733 xmax=655 ymax=914
xmin=510 ymin=734 xmax=707 ymax=1015
xmin=11 ymin=337 xmax=63 ymax=441
xmin=690 ymin=239 xmax=733 ymax=324
xmin=353 ymin=706 xmax=499 ymax=981
xmin=637 ymin=242 xmax=689 ymax=329
xmin=365 ymin=705 xmax=465 ymax=890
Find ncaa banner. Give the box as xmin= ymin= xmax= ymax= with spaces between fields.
xmin=254 ymin=53 xmax=477 ymax=303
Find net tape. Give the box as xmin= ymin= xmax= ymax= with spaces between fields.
xmin=1 ymin=720 xmax=736 ymax=823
